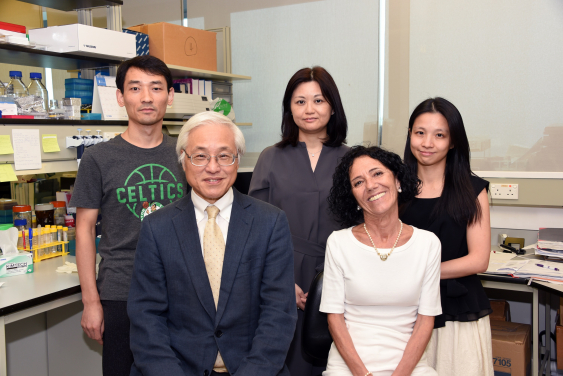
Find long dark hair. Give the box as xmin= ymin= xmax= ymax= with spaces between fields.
xmin=276 ymin=66 xmax=347 ymax=148
xmin=404 ymin=97 xmax=482 ymax=225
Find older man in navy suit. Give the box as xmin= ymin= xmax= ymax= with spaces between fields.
xmin=128 ymin=111 xmax=297 ymax=376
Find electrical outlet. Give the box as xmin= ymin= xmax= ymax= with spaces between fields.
xmin=103 ymin=132 xmax=122 ymax=141
xmin=491 ymin=184 xmax=518 ymax=200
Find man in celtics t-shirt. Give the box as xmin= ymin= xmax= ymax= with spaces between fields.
xmin=70 ymin=56 xmax=186 ymax=376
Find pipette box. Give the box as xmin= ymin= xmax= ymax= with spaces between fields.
xmin=0 ymin=252 xmax=34 ymax=278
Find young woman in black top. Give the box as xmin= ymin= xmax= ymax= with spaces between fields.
xmin=400 ymin=97 xmax=493 ymax=376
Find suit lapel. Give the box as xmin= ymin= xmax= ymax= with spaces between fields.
xmin=172 ymin=196 xmax=216 ymax=321
xmin=215 ymin=190 xmax=253 ymax=325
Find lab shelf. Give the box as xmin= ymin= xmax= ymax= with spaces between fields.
xmin=0 ymin=119 xmax=128 ymax=126
xmin=0 ymin=43 xmax=124 ymax=71
xmin=167 ymin=64 xmax=251 ymax=81
xmin=17 ymin=0 xmax=122 ymax=11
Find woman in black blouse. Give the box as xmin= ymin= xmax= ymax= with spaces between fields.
xmin=400 ymin=97 xmax=493 ymax=376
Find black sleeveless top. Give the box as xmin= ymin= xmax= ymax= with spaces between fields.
xmin=400 ymin=175 xmax=492 ymax=328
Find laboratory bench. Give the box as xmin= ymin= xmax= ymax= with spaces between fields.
xmin=0 ymin=255 xmax=101 ymax=376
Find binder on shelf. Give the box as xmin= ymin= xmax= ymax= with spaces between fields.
xmin=198 ymin=80 xmax=205 ymax=98
xmin=204 ymin=81 xmax=212 ymax=99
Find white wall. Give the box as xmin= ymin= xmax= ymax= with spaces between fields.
xmin=409 ymin=0 xmax=563 ymax=172
xmin=230 ymin=0 xmax=379 ymax=152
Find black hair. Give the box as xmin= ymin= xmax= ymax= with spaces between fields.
xmin=328 ymin=145 xmax=420 ymax=228
xmin=276 ymin=66 xmax=347 ymax=148
xmin=404 ymin=97 xmax=482 ymax=225
xmin=116 ymin=55 xmax=173 ymax=93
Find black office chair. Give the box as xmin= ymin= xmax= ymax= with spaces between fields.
xmin=301 ymin=271 xmax=333 ymax=365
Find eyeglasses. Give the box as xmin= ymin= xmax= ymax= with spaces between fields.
xmin=184 ymin=151 xmax=239 ymax=167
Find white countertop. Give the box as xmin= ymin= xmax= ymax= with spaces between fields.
xmin=0 ymin=255 xmax=81 ymax=314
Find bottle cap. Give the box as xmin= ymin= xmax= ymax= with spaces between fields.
xmin=9 ymin=71 xmax=22 ymax=78
xmin=63 ymin=227 xmax=68 ymax=231
xmin=14 ymin=219 xmax=27 ymax=226
xmin=30 ymin=72 xmax=42 ymax=79
xmin=13 ymin=205 xmax=32 ymax=212
xmin=35 ymin=203 xmax=54 ymax=211
xmin=49 ymin=201 xmax=66 ymax=208
xmin=57 ymin=225 xmax=63 ymax=229
xmin=45 ymin=225 xmax=51 ymax=229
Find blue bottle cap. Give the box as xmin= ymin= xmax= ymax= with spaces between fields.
xmin=30 ymin=72 xmax=42 ymax=79
xmin=9 ymin=71 xmax=22 ymax=78
xmin=14 ymin=219 xmax=27 ymax=226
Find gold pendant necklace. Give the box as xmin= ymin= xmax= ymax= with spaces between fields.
xmin=363 ymin=219 xmax=403 ymax=261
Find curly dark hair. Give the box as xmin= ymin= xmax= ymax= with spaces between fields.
xmin=328 ymin=145 xmax=421 ymax=228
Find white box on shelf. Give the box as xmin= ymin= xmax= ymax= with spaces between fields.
xmin=28 ymin=24 xmax=135 ymax=59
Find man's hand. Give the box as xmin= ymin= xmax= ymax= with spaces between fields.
xmin=295 ymin=283 xmax=308 ymax=310
xmin=81 ymin=301 xmax=104 ymax=345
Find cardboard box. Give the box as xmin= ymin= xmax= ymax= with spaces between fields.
xmin=0 ymin=252 xmax=33 ymax=277
xmin=127 ymin=23 xmax=216 ymax=71
xmin=490 ymin=299 xmax=511 ymax=322
xmin=123 ymin=29 xmax=149 ymax=56
xmin=491 ymin=321 xmax=530 ymax=376
xmin=29 ymin=24 xmax=135 ymax=60
xmin=557 ymin=325 xmax=563 ymax=370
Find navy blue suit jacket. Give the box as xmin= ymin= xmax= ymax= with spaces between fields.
xmin=128 ymin=189 xmax=297 ymax=376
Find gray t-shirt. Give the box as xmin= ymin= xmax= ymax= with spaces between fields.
xmin=70 ymin=134 xmax=187 ymax=301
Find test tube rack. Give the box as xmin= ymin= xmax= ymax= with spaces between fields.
xmin=18 ymin=241 xmax=69 ymax=263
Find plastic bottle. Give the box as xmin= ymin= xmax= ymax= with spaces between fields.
xmin=7 ymin=71 xmax=29 ymax=98
xmin=63 ymin=227 xmax=68 ymax=253
xmin=27 ymin=72 xmax=49 ymax=110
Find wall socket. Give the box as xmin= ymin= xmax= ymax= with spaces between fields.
xmin=491 ymin=184 xmax=519 ymax=199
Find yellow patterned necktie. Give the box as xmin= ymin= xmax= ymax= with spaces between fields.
xmin=203 ymin=205 xmax=227 ymax=372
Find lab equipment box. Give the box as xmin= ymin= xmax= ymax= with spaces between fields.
xmin=0 ymin=252 xmax=33 ymax=277
xmin=127 ymin=23 xmax=216 ymax=71
xmin=29 ymin=24 xmax=135 ymax=60
xmin=491 ymin=320 xmax=530 ymax=376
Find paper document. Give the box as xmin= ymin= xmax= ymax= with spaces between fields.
xmin=485 ymin=251 xmax=528 ymax=275
xmin=0 ymin=135 xmax=14 ymax=154
xmin=0 ymin=164 xmax=17 ymax=182
xmin=12 ymin=129 xmax=41 ymax=170
xmin=42 ymin=134 xmax=60 ymax=152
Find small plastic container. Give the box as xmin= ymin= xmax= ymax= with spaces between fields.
xmin=13 ymin=205 xmax=32 ymax=230
xmin=50 ymin=201 xmax=66 ymax=226
xmin=35 ymin=203 xmax=54 ymax=227
xmin=64 ymin=215 xmax=75 ymax=227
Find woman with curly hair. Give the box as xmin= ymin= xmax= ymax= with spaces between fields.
xmin=248 ymin=66 xmax=349 ymax=375
xmin=400 ymin=98 xmax=493 ymax=376
xmin=320 ymin=146 xmax=441 ymax=376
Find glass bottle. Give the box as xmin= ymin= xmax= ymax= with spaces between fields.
xmin=7 ymin=71 xmax=29 ymax=98
xmin=0 ymin=80 xmax=6 ymax=97
xmin=28 ymin=72 xmax=49 ymax=110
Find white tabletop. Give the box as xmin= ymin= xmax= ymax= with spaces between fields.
xmin=0 ymin=255 xmax=81 ymax=315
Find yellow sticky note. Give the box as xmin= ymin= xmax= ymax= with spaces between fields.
xmin=0 ymin=135 xmax=14 ymax=155
xmin=42 ymin=134 xmax=60 ymax=153
xmin=0 ymin=164 xmax=17 ymax=182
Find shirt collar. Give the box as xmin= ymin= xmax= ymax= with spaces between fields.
xmin=191 ymin=187 xmax=234 ymax=223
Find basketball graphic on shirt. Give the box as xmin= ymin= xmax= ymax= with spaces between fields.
xmin=116 ymin=163 xmax=184 ymax=221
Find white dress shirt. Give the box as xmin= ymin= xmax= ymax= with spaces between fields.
xmin=191 ymin=187 xmax=233 ymax=255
